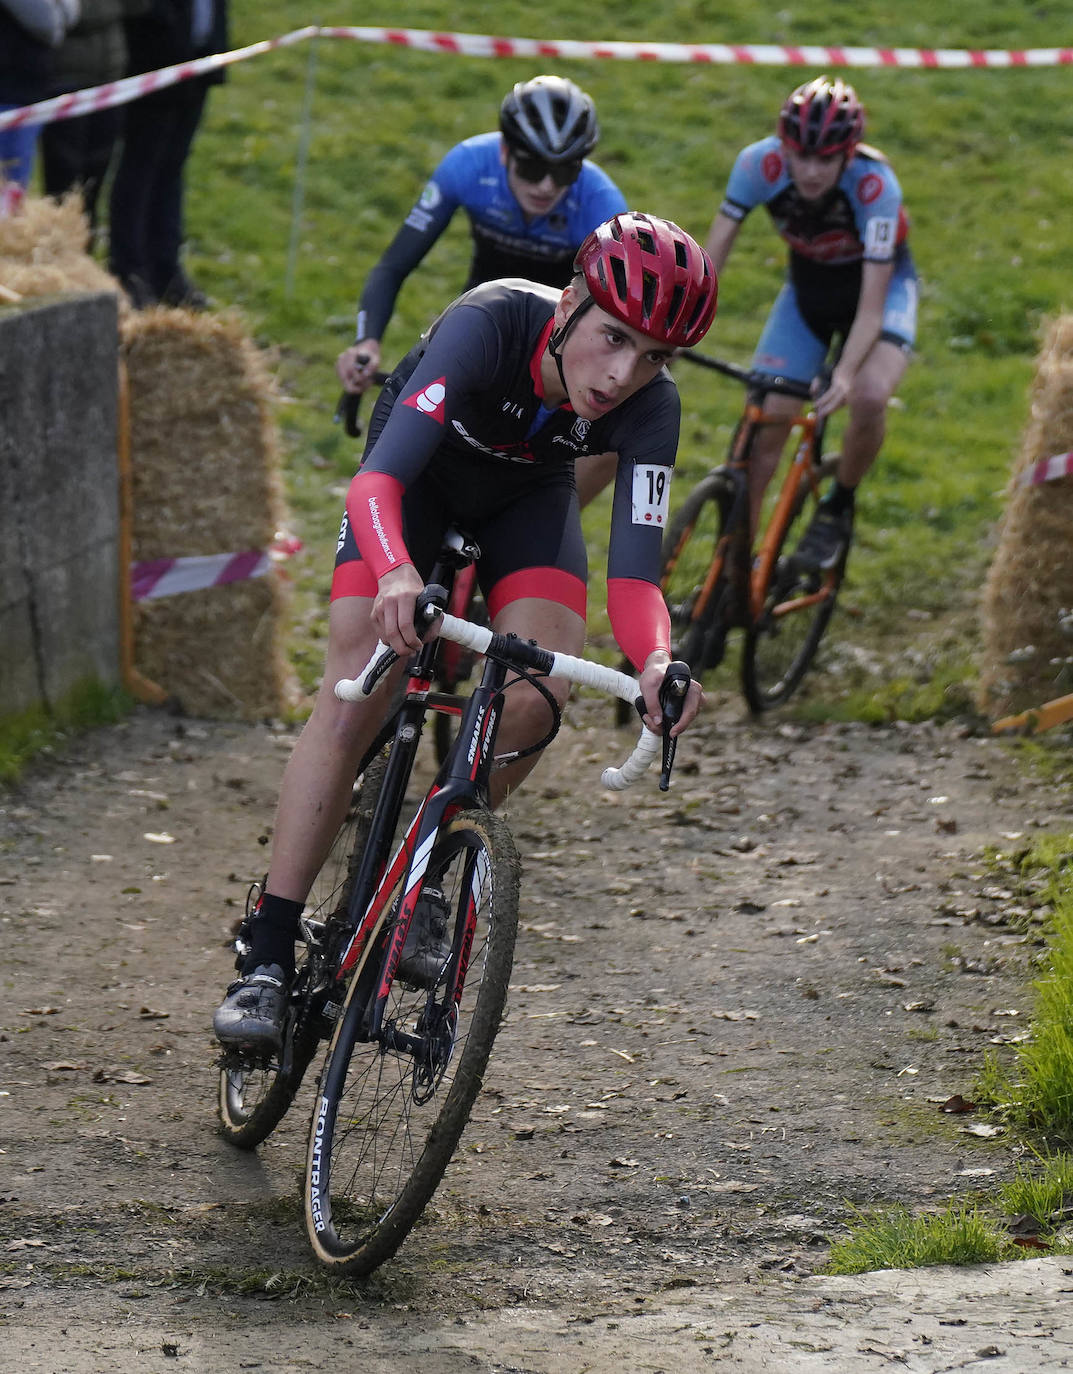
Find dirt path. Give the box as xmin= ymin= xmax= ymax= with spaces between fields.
xmin=3 ymin=699 xmax=1073 ymax=1372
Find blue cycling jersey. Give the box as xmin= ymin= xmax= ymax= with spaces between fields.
xmin=720 ymin=136 xmax=909 ymax=267
xmin=356 ymin=132 xmax=627 ymax=343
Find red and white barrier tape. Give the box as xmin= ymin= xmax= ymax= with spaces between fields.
xmin=131 ymin=536 xmax=302 ymax=602
xmin=1 ymin=25 xmax=1070 ymax=132
xmin=1017 ymin=452 xmax=1073 ymax=488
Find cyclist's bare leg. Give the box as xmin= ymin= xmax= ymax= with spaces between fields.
xmin=836 ymin=340 xmax=909 ymax=487
xmin=485 ymin=596 xmax=586 ymax=807
xmin=746 ymin=393 xmax=799 ymax=537
xmin=265 ymin=596 xmax=395 ymax=904
xmin=574 ymin=450 xmax=618 ymax=508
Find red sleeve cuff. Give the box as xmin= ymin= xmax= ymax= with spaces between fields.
xmin=345 ymin=470 xmax=413 ymax=581
xmin=606 ymin=577 xmax=671 ymax=672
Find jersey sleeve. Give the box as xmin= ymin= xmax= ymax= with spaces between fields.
xmin=602 ymin=378 xmax=681 ymax=668
xmin=355 ymin=144 xmax=466 ymax=342
xmin=719 ymin=138 xmax=782 ymax=221
xmin=851 ymin=162 xmax=905 ymax=264
xmin=346 ymin=302 xmax=501 ymax=576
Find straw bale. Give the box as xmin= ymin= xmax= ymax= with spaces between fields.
xmin=979 ymin=315 xmax=1073 ymax=716
xmin=123 ymin=309 xmax=298 ymax=720
xmin=0 ymin=194 xmax=125 ymax=308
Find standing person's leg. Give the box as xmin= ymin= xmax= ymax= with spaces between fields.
xmin=41 ymin=114 xmax=88 ymax=201
xmin=108 ymin=92 xmax=176 ymax=303
xmin=144 ymin=78 xmax=210 ymax=305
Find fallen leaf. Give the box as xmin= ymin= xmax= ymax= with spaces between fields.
xmin=138 ymin=1007 xmax=170 ymax=1020
xmin=939 ymin=1094 xmax=977 ymax=1114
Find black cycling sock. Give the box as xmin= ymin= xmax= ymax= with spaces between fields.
xmin=242 ymin=893 xmax=303 ymax=976
xmin=822 ymin=481 xmax=857 ymax=517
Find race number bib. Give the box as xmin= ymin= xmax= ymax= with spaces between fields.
xmin=631 ymin=465 xmax=672 ymax=527
xmin=864 ymin=216 xmax=896 ymax=260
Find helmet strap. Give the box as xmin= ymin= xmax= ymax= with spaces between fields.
xmin=548 ymin=295 xmax=595 ymax=396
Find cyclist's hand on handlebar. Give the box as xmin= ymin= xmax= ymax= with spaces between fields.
xmin=372 ymin=563 xmax=425 ymax=656
xmin=336 ymin=340 xmax=382 ymax=394
xmin=813 ymin=363 xmax=851 ymax=420
xmin=638 ymin=652 xmax=704 ymax=737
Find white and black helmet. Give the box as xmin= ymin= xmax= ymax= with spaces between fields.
xmin=499 ymin=75 xmax=600 ymax=163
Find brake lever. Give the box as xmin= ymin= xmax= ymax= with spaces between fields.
xmin=657 ymin=660 xmax=691 ymax=792
xmin=333 ymin=351 xmax=372 ymax=437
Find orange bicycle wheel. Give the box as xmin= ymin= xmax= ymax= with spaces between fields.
xmin=659 ymin=470 xmax=739 ymax=675
xmin=741 ymin=474 xmax=848 ymax=713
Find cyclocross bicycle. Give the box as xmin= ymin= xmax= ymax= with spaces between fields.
xmin=659 ymin=348 xmax=846 ymax=713
xmin=218 ymin=529 xmax=689 ymax=1276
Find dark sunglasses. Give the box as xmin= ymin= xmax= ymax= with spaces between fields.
xmin=510 ymin=153 xmax=583 ymax=187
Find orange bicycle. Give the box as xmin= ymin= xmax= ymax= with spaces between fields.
xmin=660 ymin=349 xmax=846 ymax=713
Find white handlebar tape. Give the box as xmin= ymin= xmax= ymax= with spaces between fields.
xmin=334 ymin=611 xmax=661 ymax=788
xmin=334 ymin=640 xmax=396 ymax=701
xmin=601 ymin=726 xmax=661 ymax=791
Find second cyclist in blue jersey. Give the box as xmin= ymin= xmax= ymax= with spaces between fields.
xmin=336 ymin=75 xmax=626 ymax=397
xmin=704 ymin=76 xmax=918 ymax=569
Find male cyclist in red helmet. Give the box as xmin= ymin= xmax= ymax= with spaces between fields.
xmin=214 ymin=212 xmax=718 ymax=1051
xmin=704 ymin=75 xmax=917 ymax=569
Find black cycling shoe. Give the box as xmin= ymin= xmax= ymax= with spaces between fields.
xmin=213 ymin=963 xmax=290 ymax=1050
xmin=397 ymin=886 xmax=453 ymax=988
xmin=792 ymin=505 xmax=853 ymax=572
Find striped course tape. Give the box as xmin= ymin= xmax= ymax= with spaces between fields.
xmin=1017 ymin=452 xmax=1073 ymax=487
xmin=132 ymin=536 xmax=302 ymax=602
xmin=1 ymin=26 xmax=1070 ymax=132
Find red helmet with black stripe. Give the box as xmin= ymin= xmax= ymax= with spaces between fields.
xmin=778 ymin=76 xmax=864 ymax=158
xmin=573 ymin=212 xmax=718 ymax=349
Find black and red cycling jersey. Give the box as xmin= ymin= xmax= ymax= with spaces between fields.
xmin=337 ymin=280 xmax=681 ymax=669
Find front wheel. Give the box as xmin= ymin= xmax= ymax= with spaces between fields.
xmin=741 ymin=488 xmax=847 ymax=713
xmin=304 ymin=808 xmax=519 ymax=1276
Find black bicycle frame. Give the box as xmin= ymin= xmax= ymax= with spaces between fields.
xmin=330 ymin=612 xmax=514 ymax=1050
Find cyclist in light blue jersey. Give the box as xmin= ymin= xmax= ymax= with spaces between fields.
xmin=704 ymin=76 xmax=917 ymax=569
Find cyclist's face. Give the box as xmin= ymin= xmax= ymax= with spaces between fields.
xmin=548 ymin=287 xmax=674 ymax=421
xmin=785 ymin=148 xmax=845 ymax=201
xmin=502 ymin=142 xmax=575 ymax=218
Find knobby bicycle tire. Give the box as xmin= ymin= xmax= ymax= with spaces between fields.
xmin=304 ymin=807 xmax=519 ymax=1275
xmin=740 ymin=478 xmax=847 ymax=713
xmin=659 ymin=472 xmax=736 ymax=676
xmin=216 ymin=751 xmax=390 ymax=1149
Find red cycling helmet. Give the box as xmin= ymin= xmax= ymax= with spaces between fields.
xmin=778 ymin=76 xmax=864 ymax=158
xmin=572 ymin=212 xmax=718 ymax=349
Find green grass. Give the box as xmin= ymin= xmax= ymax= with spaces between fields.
xmin=824 ymin=1200 xmax=1004 ymax=1274
xmin=155 ymin=2 xmax=1073 ymax=701
xmin=972 ymin=831 xmax=1073 ymax=1140
xmin=998 ymin=1150 xmax=1073 ymax=1239
xmin=0 ymin=682 xmax=132 ymax=784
